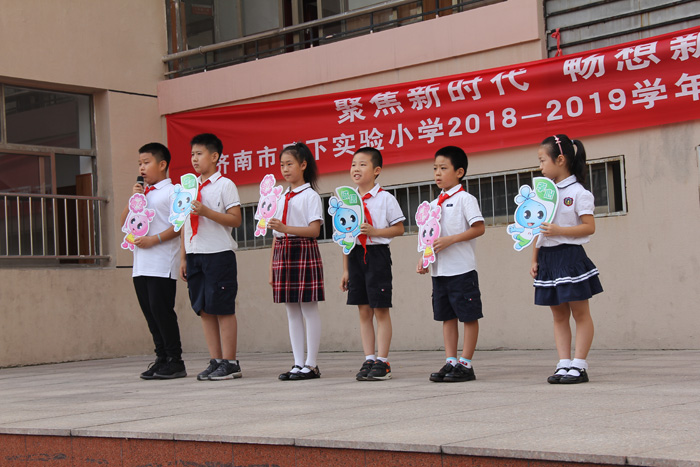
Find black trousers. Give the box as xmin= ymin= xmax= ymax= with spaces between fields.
xmin=133 ymin=276 xmax=182 ymax=359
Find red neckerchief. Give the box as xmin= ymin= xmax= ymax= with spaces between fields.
xmin=144 ymin=185 xmax=156 ymax=195
xmin=437 ymin=185 xmax=464 ymax=207
xmin=190 ymin=178 xmax=212 ymax=241
xmin=358 ymin=187 xmax=383 ymax=262
xmin=281 ymin=186 xmax=309 ymax=240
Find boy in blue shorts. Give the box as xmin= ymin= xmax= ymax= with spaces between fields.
xmin=416 ymin=146 xmax=485 ymax=382
xmin=120 ymin=142 xmax=185 ymax=380
xmin=341 ymin=147 xmax=405 ymax=381
xmin=179 ymin=133 xmax=243 ymax=381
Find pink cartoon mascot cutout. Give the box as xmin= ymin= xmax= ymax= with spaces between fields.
xmin=254 ymin=174 xmax=283 ymax=237
xmin=415 ymin=201 xmax=442 ymax=268
xmin=121 ymin=193 xmax=155 ymax=251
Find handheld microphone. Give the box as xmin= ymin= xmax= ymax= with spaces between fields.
xmin=136 ymin=176 xmax=144 ymax=186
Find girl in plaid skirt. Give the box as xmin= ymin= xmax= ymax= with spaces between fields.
xmin=268 ymin=142 xmax=325 ymax=381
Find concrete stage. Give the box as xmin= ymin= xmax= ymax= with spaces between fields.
xmin=1 ymin=350 xmax=698 ymax=467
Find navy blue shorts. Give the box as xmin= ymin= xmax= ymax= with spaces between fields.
xmin=186 ymin=251 xmax=238 ymax=316
xmin=347 ymin=244 xmax=392 ymax=309
xmin=432 ymin=270 xmax=483 ymax=322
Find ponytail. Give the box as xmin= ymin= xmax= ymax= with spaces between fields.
xmin=571 ymin=139 xmax=587 ymax=184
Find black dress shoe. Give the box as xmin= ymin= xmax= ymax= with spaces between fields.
xmin=279 ymin=365 xmax=303 ymax=380
xmin=443 ymin=363 xmax=476 ymax=382
xmin=547 ymin=367 xmax=569 ymax=384
xmin=288 ymin=365 xmax=321 ymax=380
xmin=429 ymin=363 xmax=454 ymax=382
xmin=560 ymin=367 xmax=589 ymax=384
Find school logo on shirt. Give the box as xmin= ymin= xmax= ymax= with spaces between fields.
xmin=564 ymin=197 xmax=574 ymax=206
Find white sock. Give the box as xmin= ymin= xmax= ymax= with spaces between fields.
xmin=446 ymin=357 xmax=458 ymax=366
xmin=285 ymin=303 xmax=305 ymax=367
xmin=290 ymin=366 xmax=301 ymax=374
xmin=377 ymin=356 xmax=388 ymax=363
xmin=459 ymin=357 xmax=472 ymax=368
xmin=556 ymin=359 xmax=572 ymax=375
xmin=301 ymin=302 xmax=321 ymax=368
xmin=569 ymin=358 xmax=588 ymax=376
xmin=571 ymin=358 xmax=588 ymax=369
xmin=366 ymin=354 xmax=376 ymax=362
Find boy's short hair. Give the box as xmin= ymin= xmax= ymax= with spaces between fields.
xmin=139 ymin=142 xmax=171 ymax=170
xmin=190 ymin=133 xmax=223 ymax=162
xmin=354 ymin=147 xmax=383 ymax=169
xmin=435 ymin=146 xmax=468 ymax=180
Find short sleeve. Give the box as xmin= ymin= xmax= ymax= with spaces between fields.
xmin=306 ymin=191 xmax=324 ymax=225
xmin=575 ymin=189 xmax=595 ymax=216
xmin=462 ymin=194 xmax=484 ymax=226
xmin=222 ymin=180 xmax=241 ymax=210
xmin=384 ymin=193 xmax=406 ymax=226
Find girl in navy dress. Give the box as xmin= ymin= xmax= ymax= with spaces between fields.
xmin=531 ymin=135 xmax=603 ymax=384
xmin=268 ymin=142 xmax=325 ymax=381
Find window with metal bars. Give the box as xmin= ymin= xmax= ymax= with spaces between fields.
xmin=233 ymin=156 xmax=626 ymax=250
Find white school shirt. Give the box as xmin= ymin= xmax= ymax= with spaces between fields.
xmin=273 ymin=183 xmax=323 ymax=238
xmin=536 ymin=175 xmax=595 ymax=248
xmin=362 ymin=183 xmax=406 ymax=245
xmin=430 ymin=184 xmax=484 ymax=277
xmin=184 ymin=172 xmax=241 ymax=253
xmin=132 ymin=178 xmax=180 ymax=279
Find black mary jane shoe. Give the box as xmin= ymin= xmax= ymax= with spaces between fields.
xmin=279 ymin=365 xmax=303 ymax=381
xmin=560 ymin=367 xmax=589 ymax=384
xmin=288 ymin=365 xmax=321 ymax=380
xmin=547 ymin=367 xmax=569 ymax=384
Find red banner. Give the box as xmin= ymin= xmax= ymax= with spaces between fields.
xmin=166 ymin=26 xmax=700 ymax=185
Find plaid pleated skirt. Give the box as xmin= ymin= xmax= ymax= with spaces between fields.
xmin=272 ymin=236 xmax=325 ymax=303
xmin=534 ymin=244 xmax=603 ymax=306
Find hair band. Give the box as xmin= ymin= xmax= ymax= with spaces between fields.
xmin=553 ymin=135 xmax=564 ymax=156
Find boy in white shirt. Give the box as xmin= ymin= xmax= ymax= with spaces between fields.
xmin=417 ymin=146 xmax=485 ymax=382
xmin=180 ymin=133 xmax=243 ymax=381
xmin=120 ymin=143 xmax=185 ymax=380
xmin=340 ymin=148 xmax=405 ymax=381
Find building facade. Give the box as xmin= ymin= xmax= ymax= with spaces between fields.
xmin=1 ymin=0 xmax=699 ymax=367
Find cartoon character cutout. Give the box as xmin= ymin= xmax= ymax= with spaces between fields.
xmin=415 ymin=201 xmax=442 ymax=268
xmin=121 ymin=193 xmax=155 ymax=251
xmin=506 ymin=177 xmax=559 ymax=251
xmin=328 ymin=186 xmax=363 ymax=254
xmin=254 ymin=174 xmax=283 ymax=237
xmin=169 ymin=173 xmax=199 ymax=232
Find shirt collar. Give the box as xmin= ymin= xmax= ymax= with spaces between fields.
xmin=442 ymin=184 xmax=463 ymax=196
xmin=366 ymin=183 xmax=381 ymax=198
xmin=556 ymin=175 xmax=577 ymax=189
xmin=287 ymin=182 xmax=311 ymax=194
xmin=151 ymin=178 xmax=171 ymax=189
xmin=198 ymin=171 xmax=222 ymax=185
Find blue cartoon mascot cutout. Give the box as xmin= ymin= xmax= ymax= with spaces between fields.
xmin=328 ymin=186 xmax=363 ymax=254
xmin=506 ymin=177 xmax=559 ymax=251
xmin=169 ymin=173 xmax=199 ymax=232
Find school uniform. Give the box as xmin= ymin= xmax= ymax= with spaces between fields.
xmin=430 ymin=184 xmax=485 ymax=323
xmin=132 ymin=178 xmax=182 ymax=360
xmin=346 ymin=183 xmax=405 ymax=309
xmin=534 ymin=175 xmax=603 ymax=306
xmin=272 ymin=183 xmax=325 ymax=303
xmin=183 ymin=172 xmax=241 ymax=316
